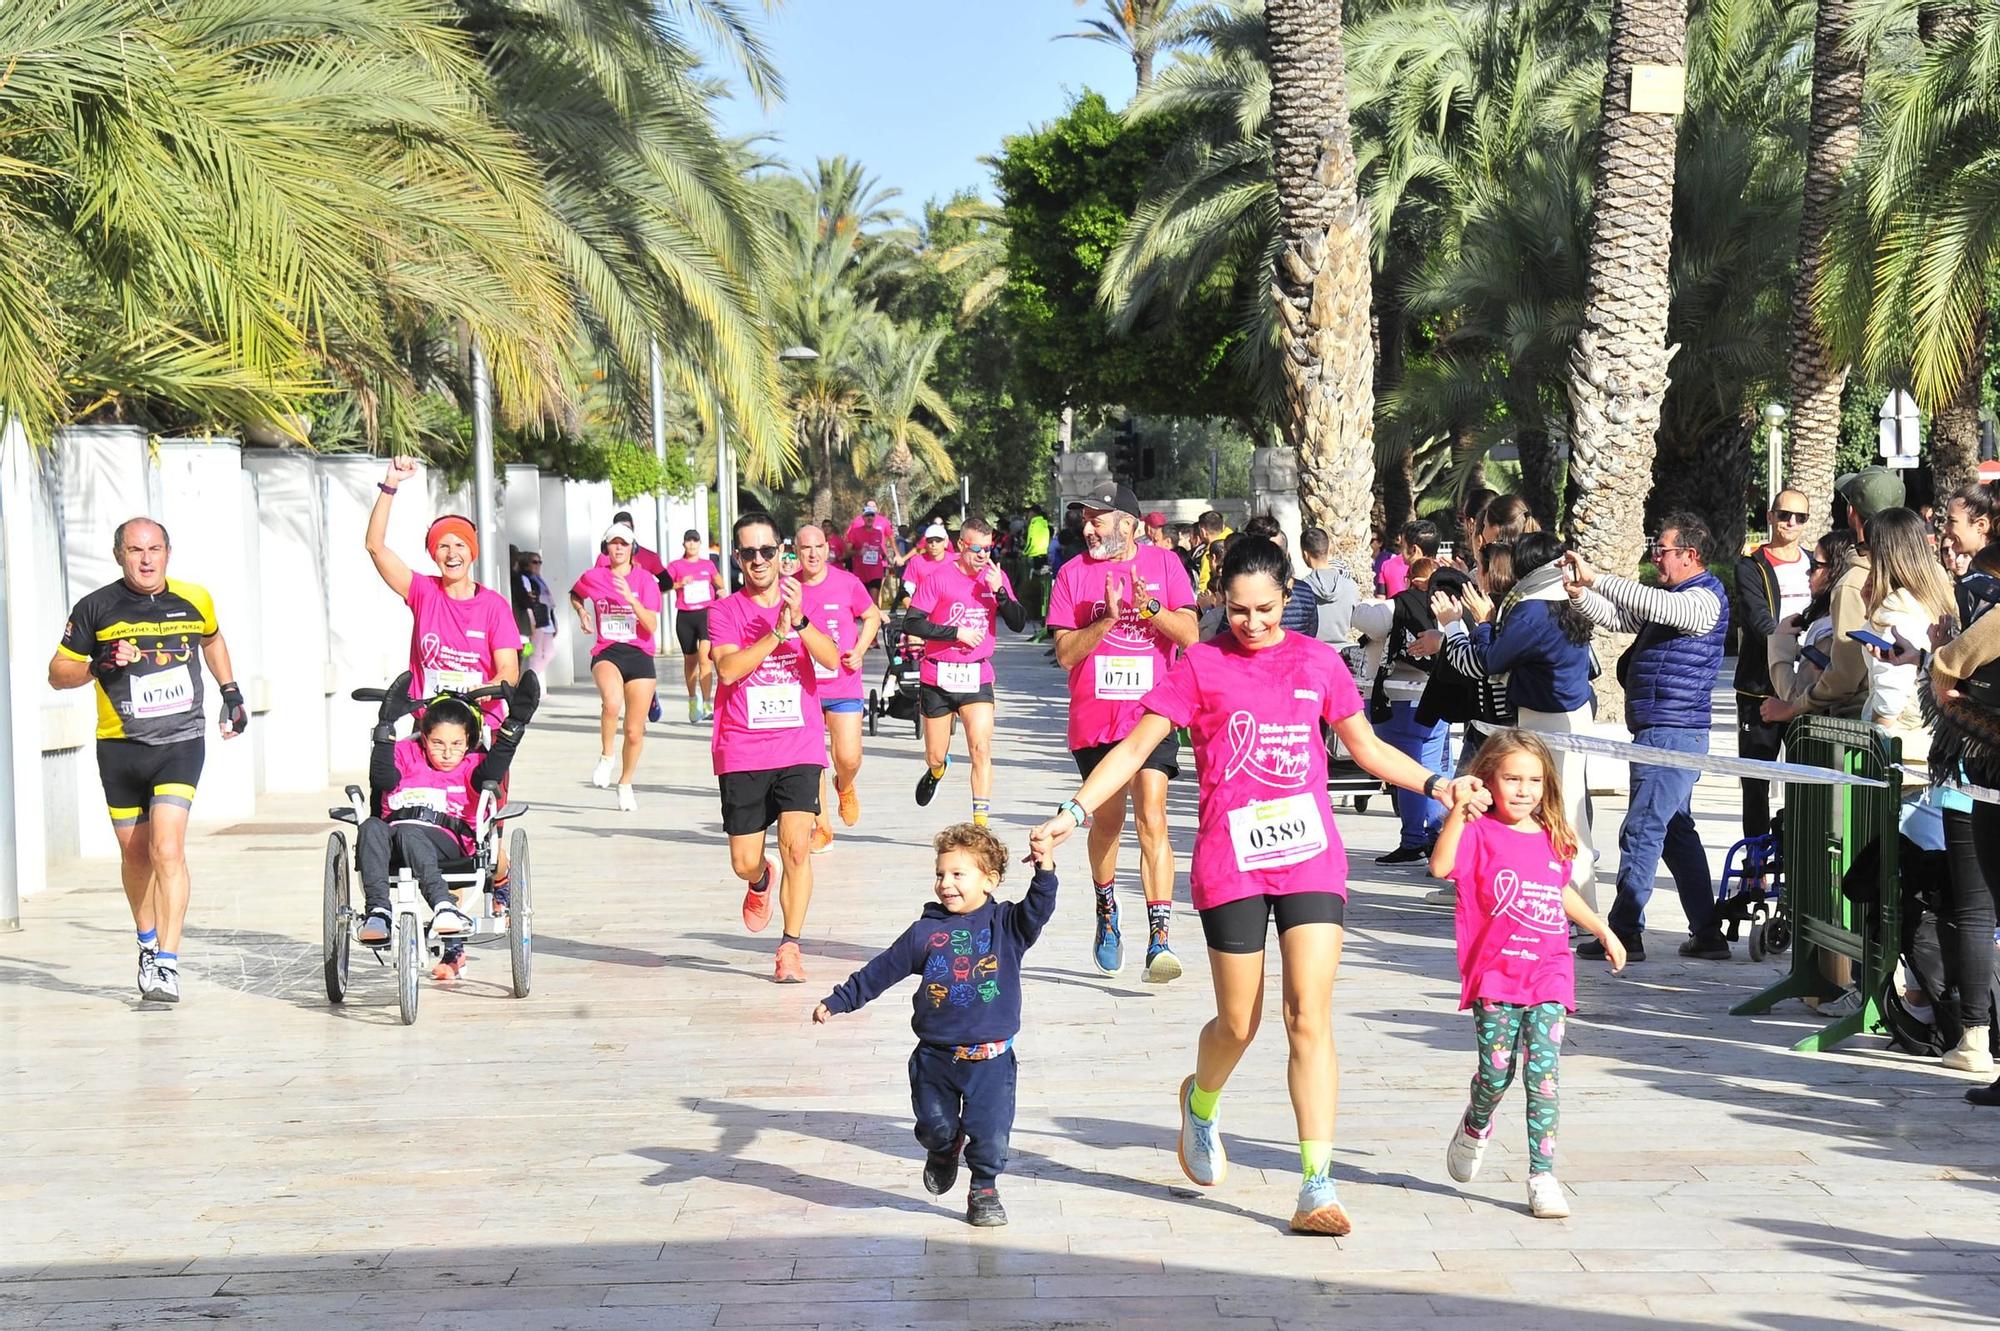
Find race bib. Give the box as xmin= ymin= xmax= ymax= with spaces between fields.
xmin=131 ymin=664 xmax=194 ymax=718
xmin=1093 ymin=653 xmax=1153 ymax=700
xmin=936 ymin=660 xmax=981 ymax=693
xmin=600 ymin=607 xmax=638 ymax=642
xmin=388 ymin=786 xmax=448 ymax=813
xmin=746 ymin=682 xmax=804 ymax=729
xmin=681 ymin=579 xmax=711 ymax=608
xmin=861 ymin=547 xmax=882 ymax=565
xmin=424 ymin=667 xmax=482 ymax=697
xmin=1227 ymin=794 xmax=1329 ymax=872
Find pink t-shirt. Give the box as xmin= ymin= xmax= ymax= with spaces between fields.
xmin=1449 ymin=817 xmax=1576 ymax=1011
xmin=1141 ymin=630 xmax=1363 ymax=910
xmin=384 ymin=739 xmax=481 ymax=854
xmin=571 ymin=564 xmax=663 ymax=657
xmin=911 ymin=562 xmax=1015 ymax=690
xmin=796 ymin=568 xmax=876 ymax=702
xmin=707 ymin=590 xmax=827 ymax=775
xmin=902 ymin=551 xmax=954 ymax=593
xmin=666 ymin=557 xmax=722 ymax=613
xmin=1047 ymin=544 xmax=1197 ymax=748
xmin=404 ymin=575 xmax=520 ymax=727
xmin=846 ymin=516 xmax=894 ymax=583
xmin=1379 ymin=552 xmax=1410 ymax=598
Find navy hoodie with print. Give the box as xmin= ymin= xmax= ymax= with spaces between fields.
xmin=820 ymin=870 xmax=1058 ymax=1047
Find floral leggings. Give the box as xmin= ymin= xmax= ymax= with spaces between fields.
xmin=1465 ymin=999 xmax=1564 ymax=1175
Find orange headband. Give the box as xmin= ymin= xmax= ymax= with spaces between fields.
xmin=426 ymin=515 xmax=479 ymax=567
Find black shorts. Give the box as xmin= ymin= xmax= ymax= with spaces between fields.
xmin=1073 ymin=733 xmax=1180 ymax=782
xmin=718 ymin=763 xmax=822 ymax=836
xmin=593 ymin=642 xmax=656 ymax=683
xmin=97 ymin=738 xmax=204 ymax=827
xmin=1198 ymin=891 xmax=1346 ymax=954
xmin=675 ymin=608 xmax=711 ymax=656
xmin=918 ymin=681 xmax=995 ymax=718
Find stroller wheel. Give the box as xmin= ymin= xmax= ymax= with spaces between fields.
xmin=867 ymin=689 xmax=879 ymax=737
xmin=1354 ymin=796 xmax=1370 ymax=814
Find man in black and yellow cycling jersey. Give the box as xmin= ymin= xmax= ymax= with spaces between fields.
xmin=48 ymin=518 xmax=247 ymax=1005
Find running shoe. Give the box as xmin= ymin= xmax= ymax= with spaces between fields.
xmin=741 ymin=857 xmax=776 ymax=933
xmin=430 ymin=903 xmax=474 ymax=936
xmin=1375 ymin=845 xmax=1428 ymax=865
xmin=810 ymin=823 xmax=834 ymax=855
xmin=1145 ymin=940 xmax=1182 ymax=985
xmin=432 ymin=946 xmax=467 ymax=982
xmin=1091 ymin=894 xmax=1123 ymax=976
xmin=965 ymin=1185 xmax=1007 ymax=1227
xmin=922 ymin=1134 xmax=964 ymax=1195
xmin=687 ymin=694 xmax=700 ymax=723
xmin=1942 ymin=1030 xmax=1997 ymax=1074
xmin=1445 ymin=1111 xmax=1489 ymax=1183
xmin=1288 ymin=1171 xmax=1352 ymax=1236
xmin=773 ymin=940 xmax=805 ymax=984
xmin=590 ymin=756 xmax=615 ymax=789
xmin=617 ymin=783 xmax=637 ymax=813
xmin=1527 ymin=1174 xmax=1570 ymax=1219
xmin=136 ymin=943 xmax=158 ymax=1000
xmin=1176 ymin=1075 xmax=1226 ymax=1186
xmin=147 ymin=964 xmax=181 ymax=1004
xmin=490 ymin=879 xmax=510 ymax=921
xmin=837 ymin=782 xmax=861 ymax=827
xmin=357 ymin=910 xmax=391 ymax=946
xmin=915 ymin=756 xmax=949 ymax=807
xmin=1677 ymin=933 xmax=1730 ymax=961
xmin=647 ymin=696 xmax=662 ymax=724
xmin=1423 ymin=885 xmax=1457 ymax=906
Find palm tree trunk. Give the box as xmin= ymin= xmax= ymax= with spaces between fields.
xmin=1931 ymin=312 xmax=1989 ymax=497
xmin=1266 ymin=0 xmax=1377 ymax=575
xmin=809 ymin=425 xmax=836 ymax=526
xmin=1564 ymin=0 xmax=1688 ymax=719
xmin=1516 ymin=427 xmax=1563 ymax=533
xmin=1781 ymin=0 xmax=1865 ymax=544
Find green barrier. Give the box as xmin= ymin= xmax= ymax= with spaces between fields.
xmin=1730 ymin=714 xmax=1901 ymax=1052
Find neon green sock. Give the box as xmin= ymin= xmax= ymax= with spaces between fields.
xmin=1188 ymin=1081 xmax=1222 ymax=1122
xmin=1300 ymin=1139 xmax=1332 ymax=1179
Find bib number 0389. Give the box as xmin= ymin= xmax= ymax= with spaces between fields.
xmin=1226 ymin=794 xmax=1328 ymax=872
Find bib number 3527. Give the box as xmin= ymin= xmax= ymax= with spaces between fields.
xmin=746 ymin=683 xmax=804 ymax=729
xmin=1226 ymin=794 xmax=1328 ymax=872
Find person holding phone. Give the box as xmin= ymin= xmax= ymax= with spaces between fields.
xmin=1851 ymin=509 xmax=1955 ymax=778
xmin=1767 ymin=530 xmax=1858 ymax=707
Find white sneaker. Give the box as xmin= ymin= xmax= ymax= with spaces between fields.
xmin=1423 ymin=885 xmax=1457 ymax=906
xmin=430 ymin=903 xmax=474 ymax=936
xmin=1445 ymin=1112 xmax=1488 ymax=1183
xmin=1527 ymin=1174 xmax=1570 ymax=1219
xmin=617 ymin=783 xmax=637 ymax=813
xmin=1942 ymin=1026 xmax=1996 ymax=1074
xmin=147 ymin=964 xmax=181 ymax=1004
xmin=590 ymin=756 xmax=615 ymax=788
xmin=136 ymin=945 xmax=158 ymax=999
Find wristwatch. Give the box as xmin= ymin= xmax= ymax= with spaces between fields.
xmin=1136 ymin=597 xmax=1163 ymax=621
xmin=1423 ymin=773 xmax=1445 ymax=802
xmin=1057 ymin=798 xmax=1087 ymax=825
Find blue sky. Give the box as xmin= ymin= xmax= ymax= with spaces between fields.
xmin=711 ymin=0 xmax=1137 ymax=213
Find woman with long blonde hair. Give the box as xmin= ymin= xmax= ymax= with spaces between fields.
xmin=1862 ymin=508 xmax=1955 ymax=773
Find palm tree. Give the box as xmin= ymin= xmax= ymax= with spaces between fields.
xmin=1564 ymin=0 xmax=1688 ymax=591
xmin=855 ymin=324 xmax=961 ymax=513
xmin=1059 ymin=1 xmax=1190 ymax=93
xmin=1778 ymin=0 xmax=1867 ymax=540
xmin=1263 ymin=0 xmax=1377 ymax=571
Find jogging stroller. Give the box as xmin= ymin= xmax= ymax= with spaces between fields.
xmin=866 ymin=611 xmax=924 ymax=738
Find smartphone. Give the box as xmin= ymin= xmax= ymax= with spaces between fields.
xmin=1846 ymin=629 xmax=1897 ymax=652
xmin=1800 ymin=644 xmax=1830 ymax=671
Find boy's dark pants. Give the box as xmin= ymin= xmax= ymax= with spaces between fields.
xmin=909 ymin=1045 xmax=1016 ymax=1186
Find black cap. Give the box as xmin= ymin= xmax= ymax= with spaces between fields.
xmin=1080 ymin=483 xmax=1142 ymax=518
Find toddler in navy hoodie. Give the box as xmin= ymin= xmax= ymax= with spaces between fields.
xmin=814 ymin=823 xmax=1057 ymax=1227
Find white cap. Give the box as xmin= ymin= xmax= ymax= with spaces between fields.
xmin=923 ymin=523 xmax=948 ymax=540
xmin=602 ymin=522 xmax=637 ymax=546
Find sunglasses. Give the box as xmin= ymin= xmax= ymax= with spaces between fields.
xmin=1771 ymin=509 xmax=1808 ymax=524
xmin=961 ymin=544 xmax=993 ymax=555
xmin=1648 ymin=543 xmax=1690 ymax=557
xmin=735 ymin=544 xmax=780 ymax=563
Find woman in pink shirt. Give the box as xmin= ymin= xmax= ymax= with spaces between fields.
xmin=1430 ymin=730 xmax=1623 ymax=1220
xmin=1029 ymin=537 xmax=1484 ymax=1237
xmin=570 ymin=523 xmax=662 ymax=812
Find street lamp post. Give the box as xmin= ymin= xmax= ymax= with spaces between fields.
xmin=1761 ymin=403 xmax=1786 ymax=514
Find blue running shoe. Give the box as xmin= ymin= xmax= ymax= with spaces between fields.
xmin=1092 ymin=893 xmax=1123 ymax=975
xmin=1176 ymin=1075 xmax=1226 ymax=1186
xmin=647 ymin=695 xmax=662 ymax=724
xmin=1289 ymin=1171 xmax=1352 ymax=1236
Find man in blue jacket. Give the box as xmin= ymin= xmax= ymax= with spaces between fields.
xmin=1563 ymin=512 xmax=1731 ymax=963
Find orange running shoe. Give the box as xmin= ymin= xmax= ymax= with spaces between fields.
xmin=810 ymin=823 xmax=834 ymax=855
xmin=773 ymin=940 xmax=805 ymax=983
xmin=741 ymin=856 xmax=776 ymax=933
xmin=837 ymin=782 xmax=860 ymax=827
xmin=431 ymin=947 xmax=467 ymax=982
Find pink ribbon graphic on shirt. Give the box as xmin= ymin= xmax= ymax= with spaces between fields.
xmin=1490 ymin=868 xmax=1566 ymax=933
xmin=1221 ymin=710 xmax=1312 ymax=789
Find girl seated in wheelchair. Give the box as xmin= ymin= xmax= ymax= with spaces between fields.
xmin=356 ymin=673 xmax=538 ymax=945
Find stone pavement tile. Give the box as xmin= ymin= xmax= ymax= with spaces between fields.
xmin=349 ymin=1284 xmax=611 ymax=1316
xmin=383 ymin=1242 xmax=664 ymax=1268
xmin=14 ymin=1259 xmax=198 ymax=1282
xmin=712 ymin=1301 xmax=969 ymax=1330
xmin=507 ymin=1257 xmax=792 ymax=1287
xmin=602 ymin=1278 xmax=895 ymax=1308
xmin=216 ymin=1264 xmax=520 ymax=1296
xmin=0 ymin=1275 xmax=225 ymax=1309
xmin=1642 ymin=1294 xmax=1892 ymax=1328
xmin=1572 ymin=1245 xmax=1859 ymax=1274
xmin=28 ymin=1292 xmax=369 ymax=1326
xmin=417 ymin=1311 xmax=720 ymax=1331
xmin=1436 ymin=1248 xmax=1581 ymax=1272
xmin=180 ymin=1250 xmax=391 ymax=1276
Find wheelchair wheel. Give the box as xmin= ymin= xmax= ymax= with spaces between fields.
xmin=508 ymin=828 xmax=533 ymax=999
xmin=323 ymin=833 xmax=352 ymax=1004
xmin=1765 ymin=917 xmax=1791 ymax=955
xmin=1747 ymin=920 xmax=1766 ymax=963
xmin=397 ymin=913 xmax=421 ymax=1026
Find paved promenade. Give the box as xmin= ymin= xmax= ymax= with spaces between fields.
xmin=3 ymin=639 xmax=1996 ymax=1330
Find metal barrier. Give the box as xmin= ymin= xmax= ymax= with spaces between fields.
xmin=1730 ymin=714 xmax=1902 ymax=1053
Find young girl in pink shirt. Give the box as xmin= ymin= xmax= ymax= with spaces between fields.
xmin=1429 ymin=730 xmax=1624 ymax=1219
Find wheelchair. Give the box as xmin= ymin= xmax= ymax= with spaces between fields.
xmin=321 ymin=683 xmax=534 ymax=1025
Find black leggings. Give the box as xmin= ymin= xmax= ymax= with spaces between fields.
xmin=1952 ymin=806 xmax=2000 ymax=1027
xmin=358 ymin=819 xmax=459 ymax=914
